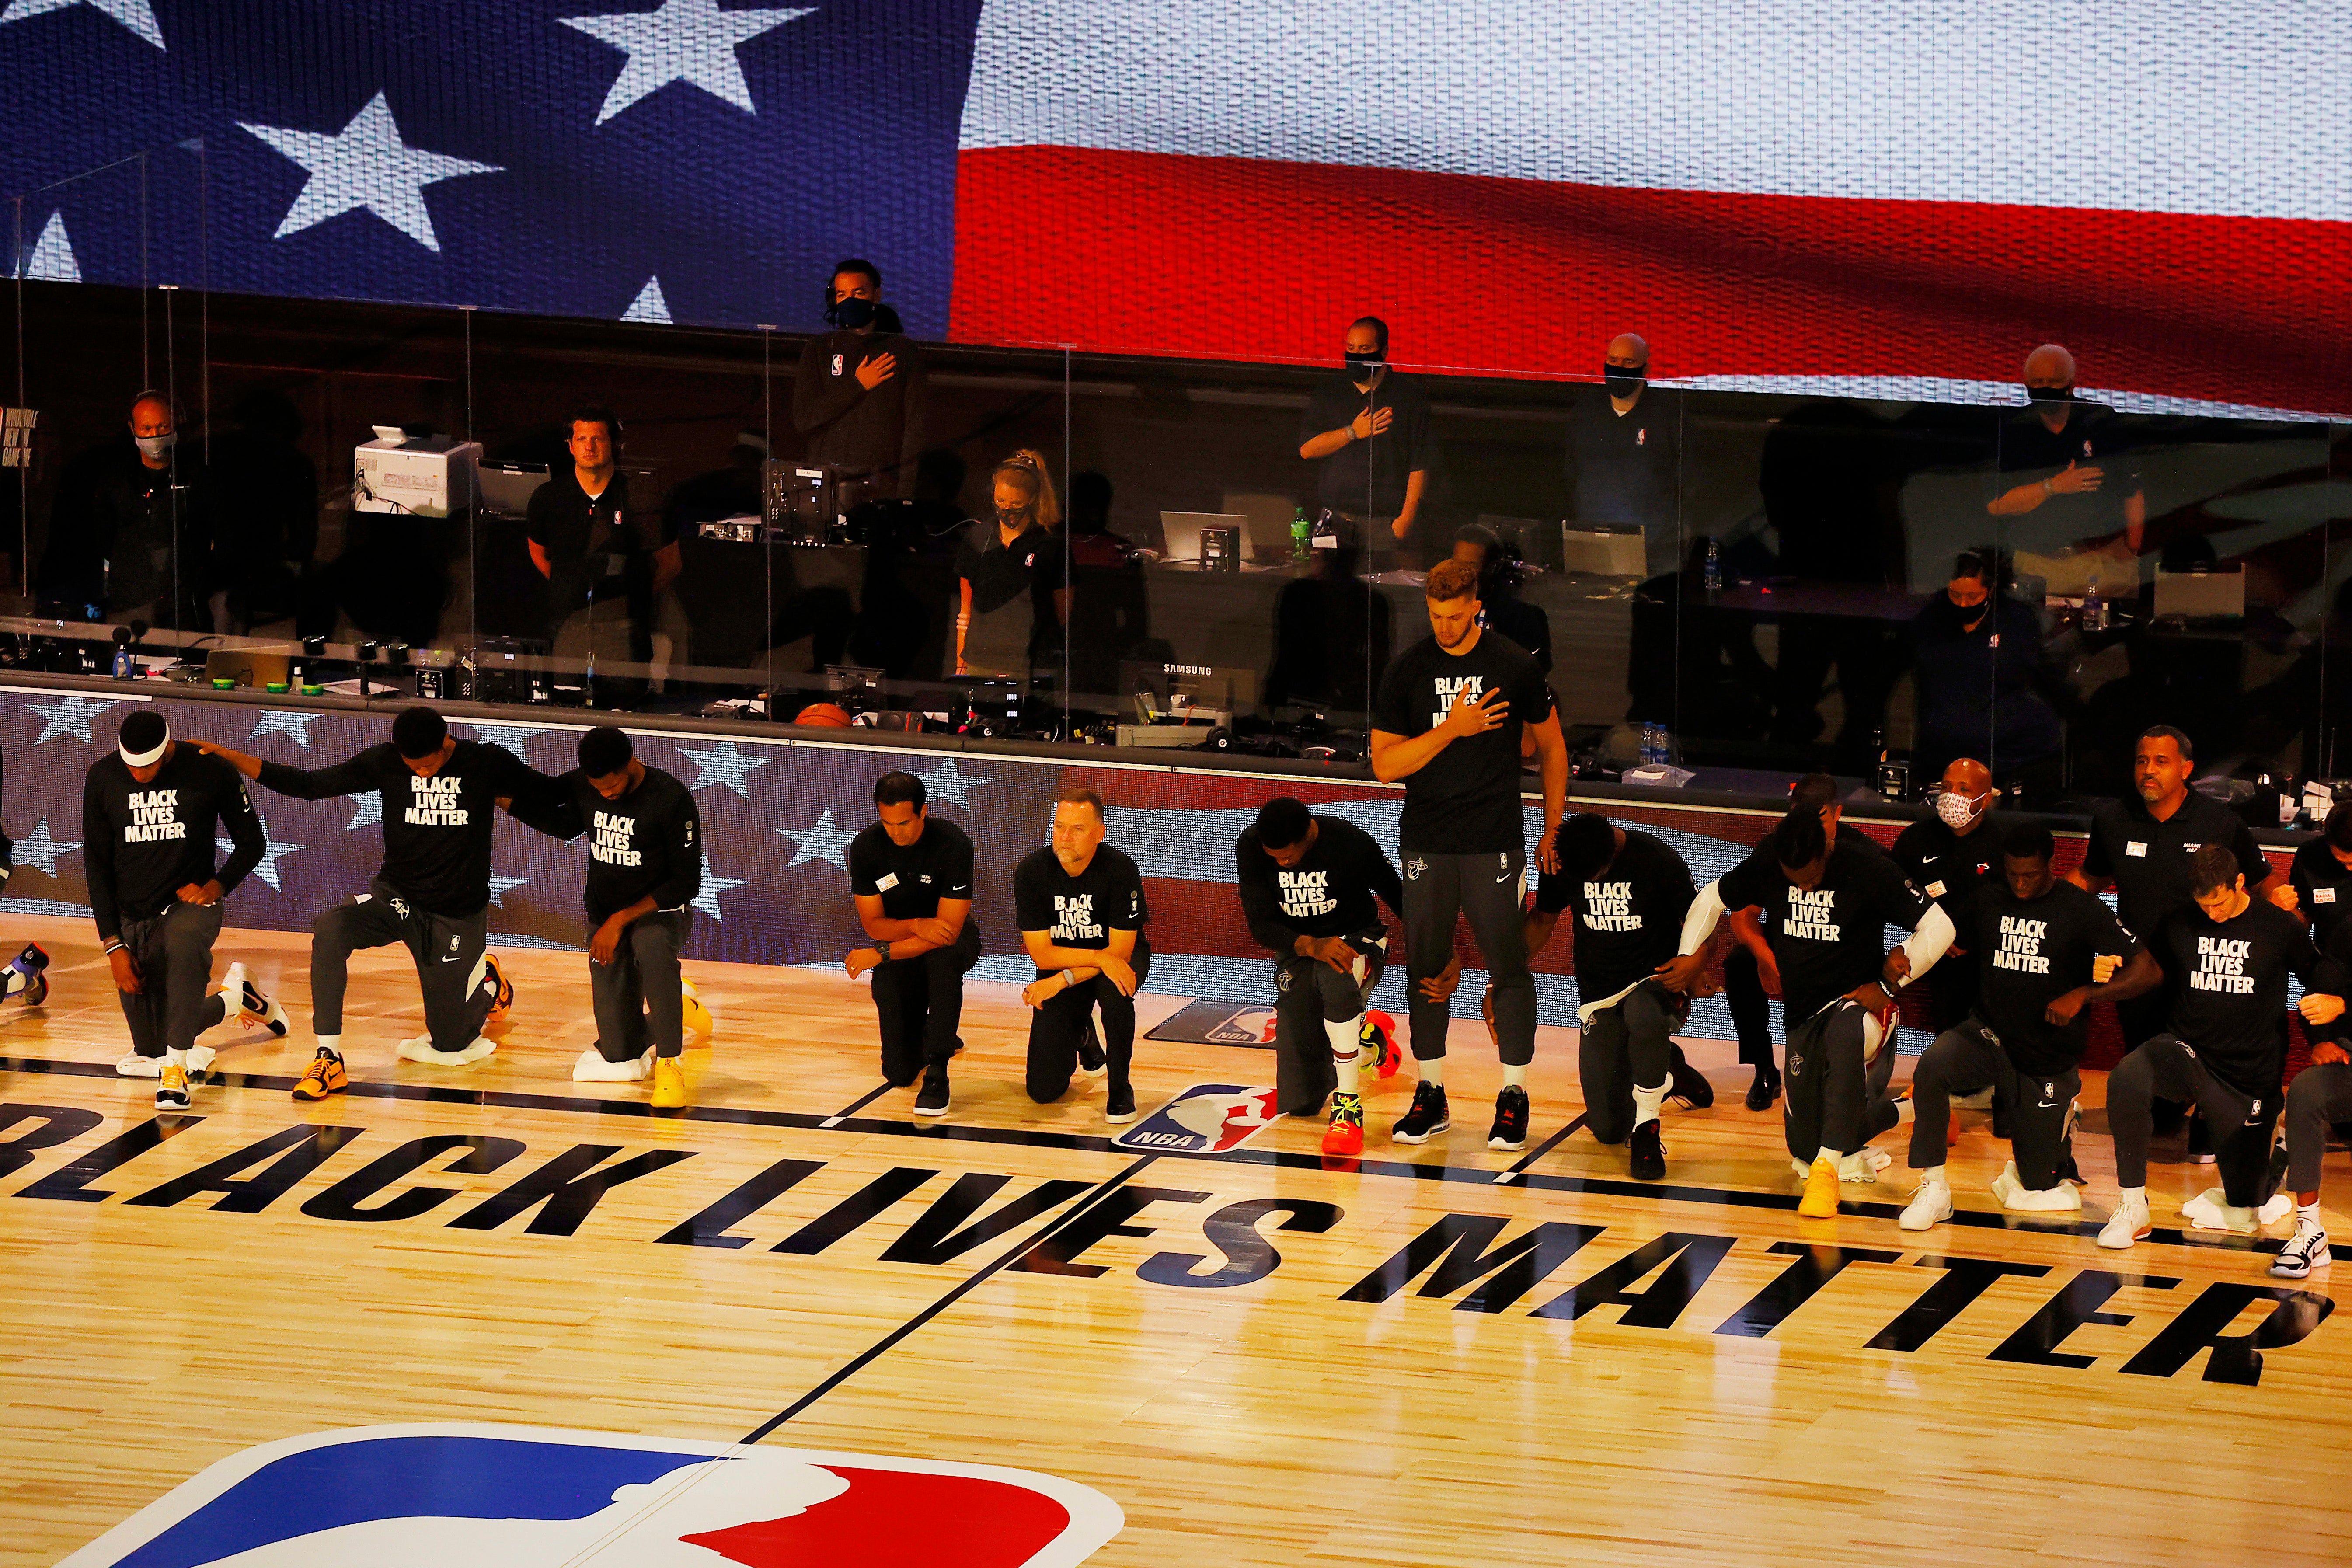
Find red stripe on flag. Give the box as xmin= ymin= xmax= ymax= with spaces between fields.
xmin=951 ymin=146 xmax=2352 ymax=411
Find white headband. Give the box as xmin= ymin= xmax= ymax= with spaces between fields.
xmin=118 ymin=720 xmax=170 ymax=769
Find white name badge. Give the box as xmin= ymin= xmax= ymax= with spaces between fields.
xmin=1926 ymin=881 xmax=1948 ymax=898
xmin=2319 ymin=888 xmax=2338 ymax=905
xmin=875 ymin=873 xmax=899 ymax=891
xmin=2182 ymin=842 xmax=2202 ymax=852
xmin=2125 ymin=842 xmax=2148 ymax=857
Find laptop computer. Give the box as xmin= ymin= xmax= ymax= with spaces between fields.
xmin=1157 ymin=512 xmax=1251 ymax=567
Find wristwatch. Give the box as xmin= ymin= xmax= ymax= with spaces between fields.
xmin=875 ymin=939 xmax=892 ymax=964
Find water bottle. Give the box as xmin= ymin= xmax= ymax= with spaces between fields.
xmin=1703 ymin=537 xmax=1722 ymax=594
xmin=2082 ymin=573 xmax=2104 ymax=633
xmin=1640 ymin=721 xmax=1662 ymax=767
xmin=1290 ymin=506 xmax=1312 ymax=561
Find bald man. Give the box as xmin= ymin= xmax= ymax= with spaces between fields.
xmin=1566 ymin=331 xmax=1680 ymax=579
xmin=1891 ymin=758 xmax=2009 ymax=1035
xmin=1988 ymin=344 xmax=2145 ymax=552
xmin=38 ymin=389 xmax=213 ymax=627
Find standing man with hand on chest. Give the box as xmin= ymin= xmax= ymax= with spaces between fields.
xmin=844 ymin=770 xmax=979 ymax=1116
xmin=507 ymin=726 xmax=703 ymax=1108
xmin=86 ymin=710 xmax=289 ymax=1110
xmin=1297 ymin=317 xmax=1438 ymax=568
xmin=1371 ymin=557 xmax=1567 ymax=1152
xmin=794 ymin=259 xmax=928 ymax=498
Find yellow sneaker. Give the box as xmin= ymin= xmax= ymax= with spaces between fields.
xmin=1798 ymin=1156 xmax=1840 ymax=1219
xmin=293 ymin=1047 xmax=349 ymax=1101
xmin=681 ymin=978 xmax=714 ymax=1041
xmin=651 ymin=1056 xmax=686 ymax=1109
xmin=155 ymin=1059 xmax=191 ymax=1111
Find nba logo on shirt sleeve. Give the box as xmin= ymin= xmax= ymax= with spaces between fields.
xmin=831 ymin=352 xmax=845 ymax=376
xmin=58 ymin=1423 xmax=1124 ymax=1566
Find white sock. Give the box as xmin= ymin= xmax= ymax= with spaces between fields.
xmin=1632 ymin=1080 xmax=1667 ymax=1126
xmin=2119 ymin=1184 xmax=2147 ymax=1206
xmin=1327 ymin=1018 xmax=1361 ymax=1096
xmin=1421 ymin=1057 xmax=1444 ymax=1086
xmin=1815 ymin=1145 xmax=1841 ymax=1167
xmin=1896 ymin=1098 xmax=1916 ymax=1125
xmin=315 ymin=1033 xmax=342 ymax=1055
xmin=166 ymin=1046 xmax=188 ymax=1067
xmin=2299 ymin=1201 xmax=2323 ymax=1228
xmin=1919 ymin=1164 xmax=1946 ymax=1187
xmin=1502 ymin=1062 xmax=1527 ymax=1090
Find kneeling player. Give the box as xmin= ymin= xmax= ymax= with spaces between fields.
xmin=86 ymin=711 xmax=289 ymax=1109
xmin=2098 ymin=844 xmax=2348 ymax=1250
xmin=512 ymin=727 xmax=702 ymax=1108
xmin=1015 ymin=787 xmax=1150 ymax=1124
xmin=1236 ymin=796 xmax=1404 ymax=1155
xmin=1900 ymin=823 xmax=2152 ymax=1228
xmin=1666 ymin=808 xmax=1953 ymax=1217
xmin=845 ymin=770 xmax=979 ymax=1115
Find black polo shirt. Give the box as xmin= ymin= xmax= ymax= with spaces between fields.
xmin=2289 ymin=837 xmax=2352 ymax=954
xmin=525 ymin=468 xmax=675 ymax=603
xmin=1997 ymin=400 xmax=2139 ymax=541
xmin=2081 ymin=791 xmax=2270 ymax=940
xmin=1300 ymin=370 xmax=1438 ymax=518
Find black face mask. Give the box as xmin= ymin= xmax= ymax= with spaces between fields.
xmin=1344 ymin=351 xmax=1385 ymax=378
xmin=1603 ymin=365 xmax=1646 ymax=397
xmin=2025 ymin=382 xmax=2074 ymax=403
xmin=828 ymin=296 xmax=878 ymax=331
xmin=994 ymin=505 xmax=1028 ymax=530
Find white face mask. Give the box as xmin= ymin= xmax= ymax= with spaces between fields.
xmin=133 ymin=432 xmax=176 ymax=460
xmin=1935 ymin=790 xmax=1986 ymax=830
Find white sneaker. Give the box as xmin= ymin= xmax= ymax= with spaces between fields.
xmin=2181 ymin=1186 xmax=2259 ymax=1234
xmin=572 ymin=1046 xmax=653 ymax=1082
xmin=2097 ymin=1192 xmax=2153 ymax=1250
xmin=1953 ymin=1087 xmax=1996 ymax=1111
xmin=1997 ymin=1173 xmax=2082 ymax=1213
xmin=398 ymin=1035 xmax=496 ymax=1066
xmin=115 ymin=1051 xmax=162 ymax=1078
xmin=1899 ymin=1176 xmax=1953 ymax=1231
xmin=2272 ymin=1220 xmax=2332 ymax=1279
xmin=1838 ymin=1147 xmax=1891 ymax=1184
xmin=185 ymin=1045 xmax=216 ymax=1082
xmin=220 ymin=962 xmax=291 ymax=1037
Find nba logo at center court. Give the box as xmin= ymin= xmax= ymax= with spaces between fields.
xmin=59 ymin=1423 xmax=1122 ymax=1565
xmin=1112 ymin=1083 xmax=1280 ymax=1154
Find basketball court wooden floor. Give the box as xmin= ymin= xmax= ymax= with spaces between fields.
xmin=6 ymin=912 xmax=2351 ymax=1565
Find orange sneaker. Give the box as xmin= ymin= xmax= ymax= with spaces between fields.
xmin=1361 ymin=1015 xmax=1403 ymax=1078
xmin=293 ymin=1046 xmax=348 ymax=1101
xmin=651 ymin=1056 xmax=686 ymax=1109
xmin=481 ymin=953 xmax=514 ymax=1026
xmin=155 ymin=1059 xmax=191 ymax=1112
xmin=1798 ymin=1156 xmax=1840 ymax=1219
xmin=1321 ymin=1092 xmax=1365 ymax=1156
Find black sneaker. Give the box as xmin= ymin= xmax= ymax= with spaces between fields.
xmin=1666 ymin=1052 xmax=1714 ymax=1110
xmin=1629 ymin=1118 xmax=1666 ymax=1180
xmin=1744 ymin=1066 xmax=1781 ymax=1112
xmin=2188 ymin=1114 xmax=2215 ymax=1164
xmin=1077 ymin=1022 xmax=1107 ymax=1078
xmin=1488 ymin=1085 xmax=1530 ymax=1151
xmin=1105 ymin=1082 xmax=1138 ymax=1124
xmin=1391 ymin=1080 xmax=1450 ymax=1144
xmin=913 ymin=1069 xmax=951 ymax=1117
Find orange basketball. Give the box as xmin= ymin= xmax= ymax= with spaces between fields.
xmin=794 ymin=702 xmax=853 ymax=727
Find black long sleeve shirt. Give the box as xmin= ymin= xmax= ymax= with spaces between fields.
xmin=1235 ymin=815 xmax=1404 ymax=952
xmin=83 ymin=746 xmax=265 ymax=941
xmin=511 ymin=765 xmax=703 ymax=924
xmin=256 ymin=740 xmax=554 ymax=917
xmin=792 ymin=330 xmax=928 ymax=492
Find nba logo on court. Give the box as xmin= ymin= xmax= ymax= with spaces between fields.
xmin=59 ymin=1424 xmax=1123 ymax=1566
xmin=1112 ymin=1083 xmax=1280 ymax=1153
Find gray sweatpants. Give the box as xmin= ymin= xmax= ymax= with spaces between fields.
xmin=589 ymin=911 xmax=691 ymax=1063
xmin=1272 ymin=932 xmax=1387 ymax=1114
xmin=1580 ymin=982 xmax=1700 ymax=1146
xmin=311 ymin=878 xmax=496 ymax=1052
xmin=1906 ymin=1018 xmax=2079 ymax=1190
xmin=1783 ymin=1000 xmax=1900 ymax=1163
xmin=2283 ymin=1059 xmax=2352 ymax=1195
xmin=2109 ymin=1034 xmax=2279 ymax=1206
xmin=1402 ymin=847 xmax=1534 ymax=1066
xmin=116 ymin=902 xmax=227 ymax=1058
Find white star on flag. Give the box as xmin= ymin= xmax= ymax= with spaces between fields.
xmin=466 ymin=722 xmax=547 ymax=759
xmin=248 ymin=709 xmax=323 ymax=749
xmin=17 ymin=211 xmax=80 ymax=282
xmin=488 ymin=873 xmax=530 ymax=908
xmin=693 ymin=870 xmax=746 ymax=920
xmin=778 ymin=806 xmax=855 ymax=870
xmin=561 ymin=0 xmax=809 ymax=125
xmin=621 ymin=275 xmax=672 ymax=323
xmin=348 ymin=793 xmax=383 ymax=831
xmin=0 ymin=0 xmax=164 ymax=50
xmin=220 ymin=836 xmax=303 ymax=892
xmin=240 ymin=91 xmax=502 ymax=253
xmin=28 ymin=693 xmax=121 ymax=745
xmin=10 ymin=818 xmax=80 ymax=876
xmin=919 ymin=757 xmax=990 ymax=810
xmin=680 ymin=739 xmax=769 ymax=797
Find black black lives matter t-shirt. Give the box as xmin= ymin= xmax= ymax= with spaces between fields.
xmin=1235 ymin=815 xmax=1403 ymax=952
xmin=2289 ymin=837 xmax=2352 ymax=954
xmin=82 ymin=748 xmax=266 ymax=940
xmin=1719 ymin=834 xmax=1930 ymax=1024
xmin=1559 ymin=829 xmax=1695 ymax=1004
xmin=2153 ymin=899 xmax=2338 ymax=1099
xmin=1969 ymin=881 xmax=2137 ymax=1076
xmin=258 ymin=740 xmax=554 ymax=917
xmin=1014 ymin=843 xmax=1151 ymax=972
xmin=518 ymin=766 xmax=702 ymax=924
xmin=849 ymin=817 xmax=976 ymax=923
xmin=1373 ymin=632 xmax=1552 ymax=856
xmin=2082 ymin=792 xmax=2269 ymax=939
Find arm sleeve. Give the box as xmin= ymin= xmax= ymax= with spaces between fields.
xmin=256 ymin=752 xmax=380 ymax=801
xmin=83 ymin=768 xmax=120 ymax=943
xmin=648 ymin=790 xmax=702 ymax=911
xmin=2232 ymin=822 xmax=2272 ymax=886
xmin=896 ymin=343 xmax=929 ymax=484
xmin=939 ymin=829 xmax=974 ymax=902
xmin=491 ymin=747 xmax=570 ymax=823
xmin=1012 ymin=857 xmax=1048 ymax=934
xmin=1368 ymin=834 xmax=1406 ymax=921
xmin=1235 ymin=840 xmax=1299 ymax=955
xmin=504 ymin=777 xmax=586 ymax=841
xmin=847 ymin=834 xmax=880 ymax=898
xmin=1113 ymin=858 xmax=1147 ymax=930
xmin=212 ymin=768 xmax=266 ymax=896
xmin=2081 ymin=817 xmax=2113 ymax=877
xmin=791 ymin=335 xmax=864 ymax=435
xmin=523 ymin=482 xmax=554 ymax=550
xmin=1403 ymin=390 xmax=1439 ymax=472
xmin=1298 ymin=385 xmax=1335 ymax=446
xmin=1677 ymin=879 xmax=1727 ymax=956
xmin=1893 ymin=904 xmax=1956 ymax=986
xmin=1517 ymin=666 xmax=1555 ymax=725
xmin=1371 ymin=657 xmax=1415 ymax=735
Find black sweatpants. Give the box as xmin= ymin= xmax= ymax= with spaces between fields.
xmin=2108 ymin=1034 xmax=2281 ymax=1206
xmin=2284 ymin=1060 xmax=2352 ymax=1195
xmin=1579 ymin=981 xmax=1695 ymax=1146
xmin=1402 ymin=847 xmax=1534 ymax=1066
xmin=589 ymin=910 xmax=693 ymax=1064
xmin=116 ymin=902 xmax=227 ymax=1058
xmin=1922 ymin=951 xmax=1980 ymax=1035
xmin=871 ymin=919 xmax=981 ymax=1085
xmin=1028 ymin=945 xmax=1151 ymax=1103
xmin=312 ymin=878 xmax=496 ymax=1053
xmin=1782 ymin=1000 xmax=1901 ymax=1163
xmin=1906 ymin=1018 xmax=2078 ymax=1191
xmin=1723 ymin=945 xmax=1777 ymax=1070
xmin=1272 ymin=933 xmax=1387 ymax=1115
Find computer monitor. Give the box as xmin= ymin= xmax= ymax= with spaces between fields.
xmin=476 ymin=461 xmax=548 ymax=519
xmin=1158 ymin=512 xmax=1251 ymax=566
